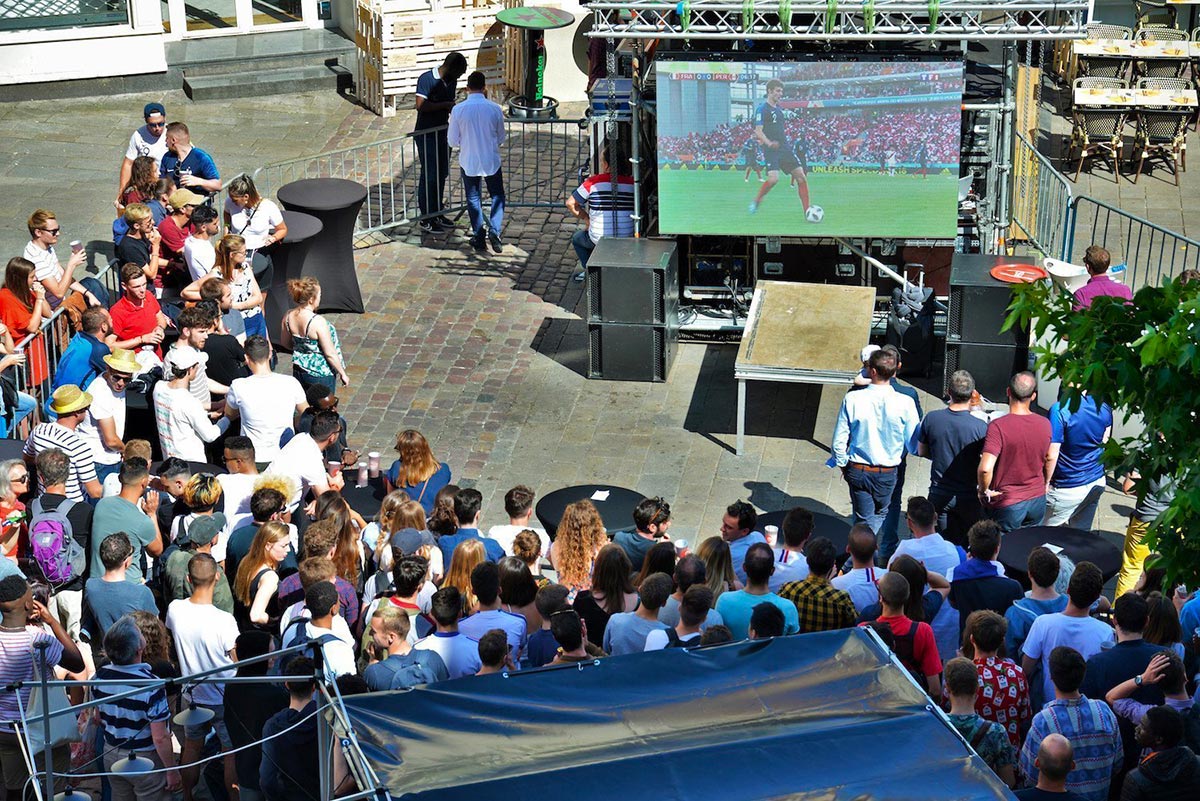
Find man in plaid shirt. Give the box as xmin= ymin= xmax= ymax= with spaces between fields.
xmin=779 ymin=537 xmax=857 ymax=633
xmin=1019 ymin=646 xmax=1122 ymax=801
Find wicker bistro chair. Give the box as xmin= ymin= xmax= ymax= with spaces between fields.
xmin=1070 ymin=108 xmax=1129 ymax=182
xmin=1132 ymin=109 xmax=1190 ymax=183
xmin=1075 ymin=77 xmax=1130 ymax=91
xmin=1079 ymin=23 xmax=1135 ymax=79
xmin=1132 ymin=0 xmax=1179 ymax=30
xmin=1135 ymin=26 xmax=1190 ymax=78
xmin=1088 ymin=23 xmax=1134 ymax=39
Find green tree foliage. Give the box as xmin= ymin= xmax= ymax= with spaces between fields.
xmin=1006 ymin=277 xmax=1199 ymax=589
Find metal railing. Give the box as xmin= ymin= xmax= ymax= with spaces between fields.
xmin=1064 ymin=196 xmax=1200 ymax=290
xmin=250 ymin=117 xmax=589 ymax=242
xmin=1011 ymin=132 xmax=1073 ymax=259
xmin=5 ymin=260 xmax=123 ymax=438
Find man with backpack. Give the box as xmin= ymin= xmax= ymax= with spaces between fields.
xmin=645 ymin=585 xmax=713 ymax=650
xmin=161 ymin=514 xmax=234 ymax=613
xmin=364 ymin=603 xmax=448 ymax=691
xmin=31 ymin=448 xmax=93 ymax=639
xmin=864 ymin=571 xmax=943 ymax=698
xmin=945 ymin=656 xmax=1018 ymax=787
xmin=279 ymin=582 xmax=356 ymax=683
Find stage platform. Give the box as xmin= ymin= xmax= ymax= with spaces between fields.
xmin=734 ymin=281 xmax=876 ymax=454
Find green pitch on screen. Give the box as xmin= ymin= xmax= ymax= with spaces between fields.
xmin=657 ymin=166 xmax=959 ymax=238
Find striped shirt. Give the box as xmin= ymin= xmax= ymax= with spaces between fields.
xmin=94 ymin=662 xmax=170 ymax=752
xmin=23 ymin=422 xmax=97 ymax=501
xmin=1020 ymin=696 xmax=1123 ymax=801
xmin=572 ymin=173 xmax=635 ymax=244
xmin=0 ymin=627 xmax=64 ymax=732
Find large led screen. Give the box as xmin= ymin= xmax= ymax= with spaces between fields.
xmin=656 ymin=59 xmax=964 ymax=238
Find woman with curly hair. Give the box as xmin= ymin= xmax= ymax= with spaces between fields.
xmin=443 ymin=539 xmax=486 ymax=616
xmin=573 ymin=544 xmax=637 ymax=647
xmin=426 ymin=484 xmax=461 ymax=538
xmin=384 ymin=429 xmax=452 ymax=515
xmin=550 ymin=500 xmax=607 ymax=600
xmin=129 ymin=609 xmax=180 ymax=690
xmin=695 ymin=537 xmax=739 ymax=605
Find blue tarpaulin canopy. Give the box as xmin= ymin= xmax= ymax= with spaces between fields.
xmin=340 ymin=628 xmax=1016 ymax=800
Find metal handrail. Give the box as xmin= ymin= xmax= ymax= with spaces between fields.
xmin=1064 ymin=195 xmax=1200 ymax=288
xmin=1011 ymin=132 xmax=1073 ymax=258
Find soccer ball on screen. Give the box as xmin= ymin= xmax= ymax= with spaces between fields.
xmin=805 ymin=205 xmax=824 ymax=223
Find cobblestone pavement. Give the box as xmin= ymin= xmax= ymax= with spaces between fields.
xmin=0 ymin=86 xmax=1138 ymax=551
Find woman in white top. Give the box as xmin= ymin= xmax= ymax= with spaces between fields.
xmin=180 ymin=234 xmax=265 ymax=339
xmin=224 ymin=175 xmax=286 ymax=293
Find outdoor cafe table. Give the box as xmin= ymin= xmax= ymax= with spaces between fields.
xmin=1073 ymin=87 xmax=1198 ymax=108
xmin=1073 ymin=38 xmax=1196 ymax=61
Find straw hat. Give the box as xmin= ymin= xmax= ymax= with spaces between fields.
xmin=103 ymin=349 xmax=141 ymax=375
xmin=49 ymin=385 xmax=93 ymax=415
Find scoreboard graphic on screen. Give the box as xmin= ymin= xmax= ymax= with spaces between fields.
xmin=655 ymin=58 xmax=964 ymax=238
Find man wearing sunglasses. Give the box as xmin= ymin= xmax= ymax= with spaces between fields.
xmin=116 ymin=102 xmax=169 ymax=207
xmin=77 ymin=350 xmax=139 ymax=484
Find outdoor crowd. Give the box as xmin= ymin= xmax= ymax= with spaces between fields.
xmin=0 ymin=91 xmax=1192 ymax=801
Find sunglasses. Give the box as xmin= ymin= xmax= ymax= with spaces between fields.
xmin=39 ymin=227 xmax=61 ymax=235
xmin=11 ymin=475 xmax=28 ymax=483
xmin=146 ymin=121 xmax=166 ymax=129
xmin=109 ymin=372 xmax=133 ymax=384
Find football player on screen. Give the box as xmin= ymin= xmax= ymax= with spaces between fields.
xmin=748 ymin=79 xmax=818 ymax=222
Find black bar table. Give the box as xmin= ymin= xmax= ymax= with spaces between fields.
xmin=266 ymin=210 xmax=323 ymax=350
xmin=276 ymin=178 xmax=367 ymax=314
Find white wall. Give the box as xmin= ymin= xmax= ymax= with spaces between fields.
xmin=0 ymin=0 xmax=166 ymax=85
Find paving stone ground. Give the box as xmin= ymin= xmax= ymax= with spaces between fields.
xmin=0 ymin=85 xmax=1157 ymax=554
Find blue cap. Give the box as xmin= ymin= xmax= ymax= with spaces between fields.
xmin=143 ymin=102 xmax=166 ymax=119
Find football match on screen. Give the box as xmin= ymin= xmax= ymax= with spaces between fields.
xmin=656 ymin=59 xmax=965 ymax=238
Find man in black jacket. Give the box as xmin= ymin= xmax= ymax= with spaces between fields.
xmin=1120 ymin=706 xmax=1200 ymax=801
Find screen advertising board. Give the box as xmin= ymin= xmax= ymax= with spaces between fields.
xmin=656 ymin=58 xmax=964 ymax=238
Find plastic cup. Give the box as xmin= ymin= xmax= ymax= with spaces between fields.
xmin=764 ymin=525 xmax=779 ymax=547
xmin=69 ymin=240 xmax=83 ymax=254
xmin=674 ymin=538 xmax=689 ymax=558
xmin=327 ymin=460 xmax=342 ymax=477
xmin=356 ymin=461 xmax=369 ymax=488
xmin=367 ymin=451 xmax=381 ymax=477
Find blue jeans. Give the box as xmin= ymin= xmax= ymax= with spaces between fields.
xmin=928 ymin=484 xmax=982 ymax=547
xmin=95 ymin=461 xmax=120 ymax=484
xmin=878 ymin=458 xmax=908 ymax=562
xmin=462 ymin=168 xmax=505 ymax=237
xmin=0 ymin=391 xmax=36 ymax=437
xmin=79 ymin=276 xmax=111 ymax=309
xmin=985 ymin=495 xmax=1047 ymax=533
xmin=843 ymin=465 xmax=899 ymax=537
xmin=573 ymin=229 xmax=596 ymax=267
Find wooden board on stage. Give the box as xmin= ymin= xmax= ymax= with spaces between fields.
xmin=733 ymin=281 xmax=876 ymax=453
xmin=736 ymin=281 xmax=875 ymax=376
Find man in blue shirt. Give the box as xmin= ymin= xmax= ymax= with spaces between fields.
xmin=50 ymin=306 xmax=112 ymax=417
xmin=457 ymin=562 xmax=527 ymax=664
xmin=715 ymin=543 xmax=800 ymax=639
xmin=436 ymin=488 xmax=505 ymax=565
xmin=161 ymin=122 xmax=221 ymax=197
xmin=829 ymin=348 xmax=920 ymax=538
xmin=1044 ymin=393 xmax=1112 ymax=530
xmin=918 ymin=369 xmax=988 ymax=546
xmin=721 ymin=500 xmax=765 ymax=585
xmin=363 ymin=605 xmax=448 ymax=691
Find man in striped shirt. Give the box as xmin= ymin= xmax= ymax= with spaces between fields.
xmin=94 ymin=615 xmax=181 ymax=800
xmin=22 ymin=385 xmax=102 ymax=501
xmin=566 ymin=146 xmax=635 ymax=281
xmin=1020 ymin=646 xmax=1123 ymax=801
xmin=0 ymin=574 xmax=84 ymax=796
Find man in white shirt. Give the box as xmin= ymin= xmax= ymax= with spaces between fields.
xmin=447 ymin=71 xmax=506 ymax=254
xmin=116 ymin=102 xmax=169 ymax=205
xmin=183 ymin=204 xmax=219 ymax=281
xmin=285 ymin=582 xmax=357 ymax=681
xmin=23 ymin=209 xmax=100 ymax=309
xmin=486 ymin=484 xmax=549 ymax=557
xmin=414 ymin=587 xmax=482 ymax=678
xmin=77 ymin=350 xmax=139 ymax=483
xmin=167 ymin=306 xmax=225 ymax=411
xmin=769 ymin=507 xmax=812 ymax=592
xmin=266 ymin=410 xmax=344 ymax=508
xmin=216 ymin=436 xmax=258 ymax=534
xmin=832 ymin=524 xmax=889 ymax=613
xmin=225 ymin=336 xmax=308 ymax=467
xmin=165 ymin=554 xmax=239 ymax=801
xmin=153 ymin=347 xmax=230 ymax=461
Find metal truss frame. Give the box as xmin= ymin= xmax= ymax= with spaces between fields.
xmin=586 ymin=0 xmax=1090 ymax=41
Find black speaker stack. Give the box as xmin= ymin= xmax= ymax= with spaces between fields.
xmin=945 ymin=253 xmax=1030 ymax=402
xmin=585 ymin=238 xmax=679 ymax=382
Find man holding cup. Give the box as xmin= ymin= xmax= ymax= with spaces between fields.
xmin=24 ymin=208 xmax=105 ymax=309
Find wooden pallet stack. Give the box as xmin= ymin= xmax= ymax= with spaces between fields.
xmin=356 ymin=0 xmax=506 ymax=117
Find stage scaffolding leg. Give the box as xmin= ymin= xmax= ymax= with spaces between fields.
xmin=736 ymin=378 xmax=747 ymax=456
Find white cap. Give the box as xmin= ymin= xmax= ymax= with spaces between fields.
xmin=165 ymin=345 xmax=206 ymax=371
xmin=860 ymin=344 xmax=881 ymax=363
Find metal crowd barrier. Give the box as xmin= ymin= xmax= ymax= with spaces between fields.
xmin=1063 ymin=196 xmax=1200 ymax=291
xmin=248 ymin=117 xmax=589 ymax=242
xmin=1011 ymin=133 xmax=1073 ymax=259
xmin=5 ymin=260 xmax=123 ymax=439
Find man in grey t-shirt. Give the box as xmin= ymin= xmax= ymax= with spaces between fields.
xmin=658 ymin=555 xmax=724 ymax=631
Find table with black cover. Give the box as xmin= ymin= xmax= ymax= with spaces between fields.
xmin=999 ymin=525 xmax=1123 ymax=589
xmin=266 ymin=210 xmax=323 ymax=350
xmin=341 ymin=475 xmax=388 ymax=521
xmin=276 ymin=179 xmax=367 ymax=315
xmin=151 ymin=459 xmax=225 ymax=476
xmin=757 ymin=508 xmax=854 ymax=558
xmin=535 ymin=485 xmax=646 ymax=539
xmin=0 ymin=438 xmax=23 ymax=462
